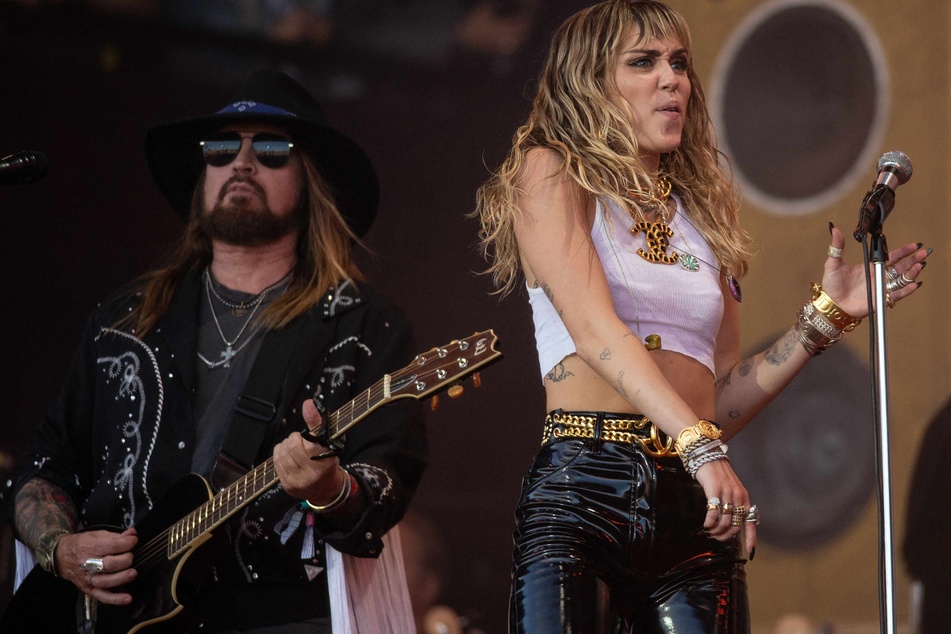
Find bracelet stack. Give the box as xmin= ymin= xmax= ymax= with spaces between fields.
xmin=674 ymin=420 xmax=729 ymax=478
xmin=301 ymin=468 xmax=354 ymax=513
xmin=794 ymin=282 xmax=861 ymax=356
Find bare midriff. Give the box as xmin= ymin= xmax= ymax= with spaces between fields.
xmin=543 ymin=348 xmax=715 ymax=423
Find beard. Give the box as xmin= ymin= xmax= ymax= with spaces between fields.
xmin=200 ymin=176 xmax=304 ymax=247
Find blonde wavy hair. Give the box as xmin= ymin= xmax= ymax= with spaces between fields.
xmin=474 ymin=0 xmax=754 ymax=296
xmin=119 ymin=155 xmax=363 ymax=337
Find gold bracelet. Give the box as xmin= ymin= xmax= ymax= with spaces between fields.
xmin=301 ymin=468 xmax=352 ymax=513
xmin=810 ymin=282 xmax=861 ymax=332
xmin=673 ymin=420 xmax=722 ymax=455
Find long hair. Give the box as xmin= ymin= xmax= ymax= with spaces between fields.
xmin=119 ymin=155 xmax=363 ymax=336
xmin=474 ymin=0 xmax=754 ymax=296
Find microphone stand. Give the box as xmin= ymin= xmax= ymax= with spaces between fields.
xmin=857 ymin=199 xmax=897 ymax=634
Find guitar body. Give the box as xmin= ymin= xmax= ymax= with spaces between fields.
xmin=2 ymin=330 xmax=502 ymax=634
xmin=2 ymin=474 xmax=218 ymax=634
xmin=93 ymin=473 xmax=218 ymax=634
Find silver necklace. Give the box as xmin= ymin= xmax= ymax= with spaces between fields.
xmin=206 ymin=268 xmax=293 ymax=316
xmin=198 ymin=269 xmax=291 ymax=368
xmin=670 ymin=210 xmax=743 ymax=302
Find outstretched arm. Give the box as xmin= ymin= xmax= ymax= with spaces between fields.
xmin=713 ymin=224 xmax=929 ymax=437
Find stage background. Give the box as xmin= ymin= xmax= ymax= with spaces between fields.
xmin=1 ymin=1 xmax=948 ymax=632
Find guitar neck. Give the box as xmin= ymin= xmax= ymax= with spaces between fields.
xmin=166 ymin=378 xmax=391 ymax=558
xmin=165 ymin=329 xmax=501 ymax=558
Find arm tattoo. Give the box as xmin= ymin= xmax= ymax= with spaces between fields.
xmin=545 ymin=363 xmax=574 ymax=383
xmin=614 ymin=371 xmax=628 ymax=398
xmin=600 ymin=348 xmax=611 ymax=360
xmin=715 ymin=371 xmax=732 ymax=387
xmin=729 ymin=410 xmax=741 ymax=419
xmin=622 ymin=330 xmax=637 ymax=338
xmin=764 ymin=330 xmax=798 ymax=366
xmin=14 ymin=479 xmax=78 ymax=548
xmin=737 ymin=358 xmax=753 ymax=377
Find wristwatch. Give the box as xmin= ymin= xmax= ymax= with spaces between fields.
xmin=35 ymin=528 xmax=70 ymax=577
xmin=674 ymin=419 xmax=722 ymax=454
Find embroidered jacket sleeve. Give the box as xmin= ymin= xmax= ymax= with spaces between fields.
xmin=8 ymin=289 xmax=195 ymax=534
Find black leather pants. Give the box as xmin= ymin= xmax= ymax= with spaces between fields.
xmin=510 ymin=412 xmax=750 ymax=633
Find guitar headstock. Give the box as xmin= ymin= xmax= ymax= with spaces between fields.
xmin=386 ymin=329 xmax=501 ymax=403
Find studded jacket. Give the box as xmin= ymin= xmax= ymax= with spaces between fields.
xmin=11 ymin=268 xmax=428 ymax=627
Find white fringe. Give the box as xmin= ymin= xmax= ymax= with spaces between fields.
xmin=14 ymin=539 xmax=35 ymax=592
xmin=327 ymin=526 xmax=416 ymax=633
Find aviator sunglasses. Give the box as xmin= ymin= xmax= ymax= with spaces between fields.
xmin=200 ymin=132 xmax=295 ymax=169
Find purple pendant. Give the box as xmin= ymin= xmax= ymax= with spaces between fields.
xmin=727 ymin=275 xmax=743 ymax=303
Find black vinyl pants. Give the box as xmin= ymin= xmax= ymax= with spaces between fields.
xmin=510 ymin=413 xmax=750 ymax=633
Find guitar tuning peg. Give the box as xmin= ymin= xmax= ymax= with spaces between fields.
xmin=472 ymin=372 xmax=482 ymax=388
xmin=430 ymin=395 xmax=439 ymax=411
xmin=448 ymin=384 xmax=464 ymax=399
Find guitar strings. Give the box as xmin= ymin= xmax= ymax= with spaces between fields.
xmin=128 ymin=356 xmax=458 ymax=569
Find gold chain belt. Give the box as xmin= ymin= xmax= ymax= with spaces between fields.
xmin=542 ymin=411 xmax=677 ymax=458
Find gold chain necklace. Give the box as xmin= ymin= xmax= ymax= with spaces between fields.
xmin=627 ymin=176 xmax=678 ymax=265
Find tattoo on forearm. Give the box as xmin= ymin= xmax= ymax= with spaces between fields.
xmin=623 ymin=330 xmax=637 ymax=338
xmin=600 ymin=348 xmax=611 ymax=360
xmin=715 ymin=371 xmax=732 ymax=387
xmin=540 ymin=282 xmax=554 ymax=303
xmin=765 ymin=330 xmax=798 ymax=366
xmin=614 ymin=371 xmax=628 ymax=398
xmin=738 ymin=359 xmax=753 ymax=377
xmin=729 ymin=410 xmax=741 ymax=419
xmin=15 ymin=479 xmax=78 ymax=548
xmin=545 ymin=363 xmax=574 ymax=383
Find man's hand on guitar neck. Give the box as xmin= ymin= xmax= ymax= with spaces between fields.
xmin=57 ymin=527 xmax=138 ymax=606
xmin=273 ymin=399 xmax=359 ymax=515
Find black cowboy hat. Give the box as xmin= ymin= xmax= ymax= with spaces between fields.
xmin=145 ymin=69 xmax=379 ymax=238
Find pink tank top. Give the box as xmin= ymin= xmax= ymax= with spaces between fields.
xmin=528 ymin=195 xmax=724 ymax=380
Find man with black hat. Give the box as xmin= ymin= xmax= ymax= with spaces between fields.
xmin=4 ymin=69 xmax=426 ymax=632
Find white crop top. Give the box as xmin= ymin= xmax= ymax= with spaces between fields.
xmin=528 ymin=195 xmax=724 ymax=381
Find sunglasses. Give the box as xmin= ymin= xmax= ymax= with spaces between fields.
xmin=200 ymin=132 xmax=295 ymax=169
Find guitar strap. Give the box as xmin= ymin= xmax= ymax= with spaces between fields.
xmin=212 ymin=318 xmax=305 ymax=490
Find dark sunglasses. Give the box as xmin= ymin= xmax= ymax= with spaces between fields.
xmin=200 ymin=132 xmax=295 ymax=169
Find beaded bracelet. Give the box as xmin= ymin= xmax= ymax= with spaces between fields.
xmin=301 ymin=468 xmax=353 ymax=513
xmin=810 ymin=282 xmax=861 ymax=332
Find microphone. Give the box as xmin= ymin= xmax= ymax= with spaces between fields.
xmin=853 ymin=151 xmax=912 ymax=241
xmin=0 ymin=150 xmax=49 ymax=186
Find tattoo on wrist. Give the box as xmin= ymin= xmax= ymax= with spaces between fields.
xmin=600 ymin=348 xmax=611 ymax=360
xmin=765 ymin=330 xmax=797 ymax=365
xmin=729 ymin=410 xmax=740 ymax=419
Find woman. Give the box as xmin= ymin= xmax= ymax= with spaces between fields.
xmin=474 ymin=1 xmax=929 ymax=631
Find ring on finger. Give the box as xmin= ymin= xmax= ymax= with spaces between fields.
xmin=720 ymin=502 xmax=734 ymax=515
xmin=899 ymin=272 xmax=914 ymax=287
xmin=827 ymin=245 xmax=843 ymax=259
xmin=706 ymin=497 xmax=721 ymax=512
xmin=731 ymin=505 xmax=747 ymax=527
xmin=886 ymin=265 xmax=899 ymax=280
xmin=885 ymin=292 xmax=895 ymax=309
xmin=746 ymin=504 xmax=761 ymax=525
xmin=80 ymin=557 xmax=105 ymax=575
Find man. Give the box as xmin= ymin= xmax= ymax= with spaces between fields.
xmin=4 ymin=69 xmax=426 ymax=632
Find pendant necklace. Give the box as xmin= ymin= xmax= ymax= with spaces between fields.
xmin=627 ymin=176 xmax=679 ymax=265
xmin=669 ymin=210 xmax=743 ymax=302
xmin=198 ymin=269 xmax=292 ymax=369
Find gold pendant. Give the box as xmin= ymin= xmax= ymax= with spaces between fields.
xmin=630 ymin=220 xmax=678 ymax=265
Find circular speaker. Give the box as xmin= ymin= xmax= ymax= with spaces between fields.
xmin=710 ymin=0 xmax=889 ymax=215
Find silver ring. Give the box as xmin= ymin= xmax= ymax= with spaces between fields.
xmin=898 ymin=272 xmax=913 ymax=287
xmin=827 ymin=245 xmax=843 ymax=259
xmin=885 ymin=277 xmax=901 ymax=293
xmin=80 ymin=557 xmax=105 ymax=575
xmin=886 ymin=265 xmax=899 ymax=280
xmin=746 ymin=504 xmax=761 ymax=525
